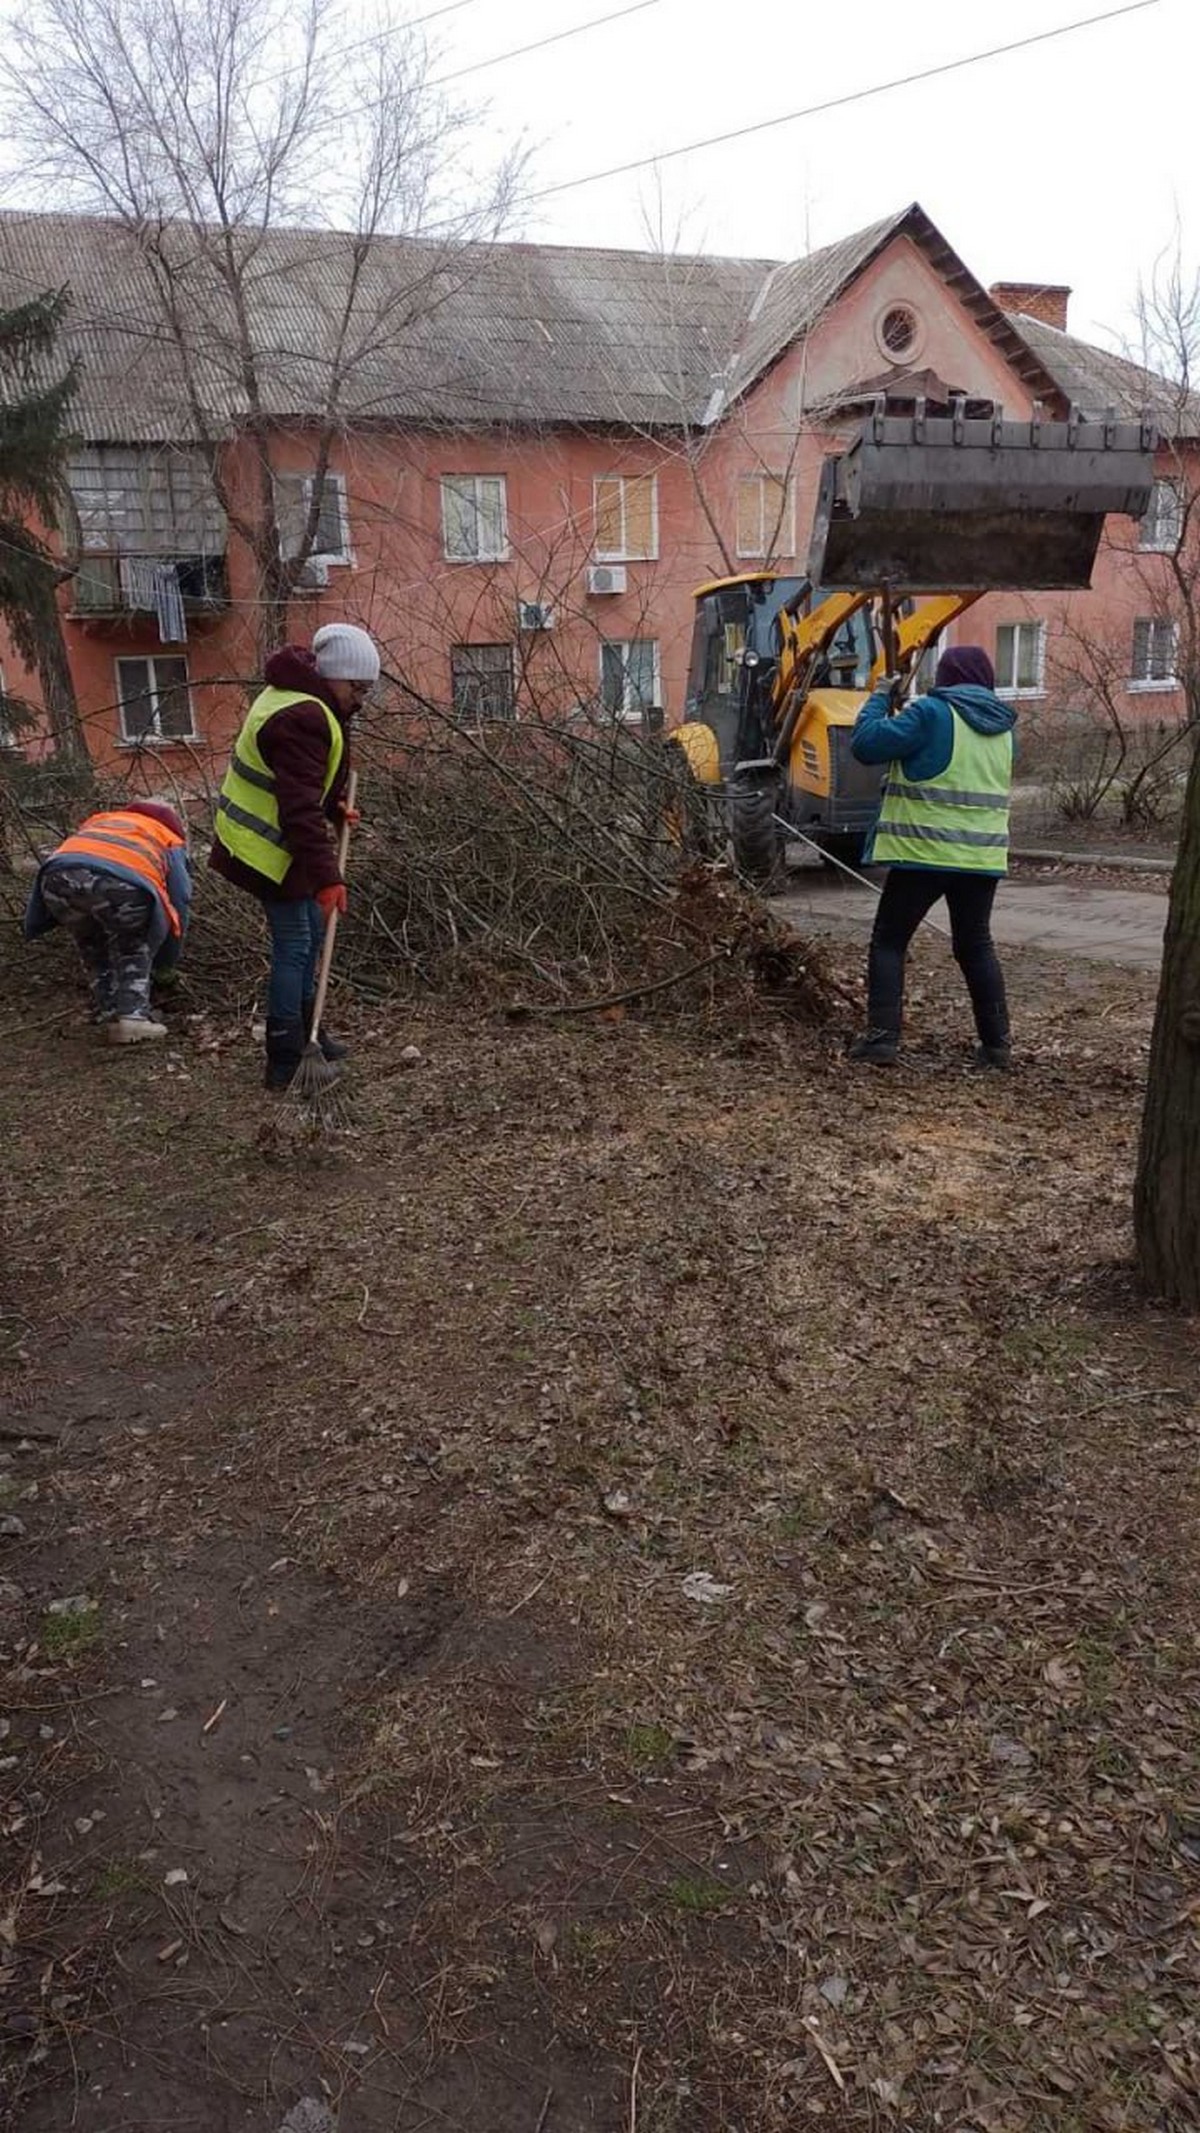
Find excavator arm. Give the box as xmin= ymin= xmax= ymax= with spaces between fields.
xmin=867 ymin=592 xmax=984 ymax=689
xmin=766 ymin=588 xmax=981 ymax=762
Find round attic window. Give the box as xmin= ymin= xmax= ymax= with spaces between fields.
xmin=878 ymin=303 xmax=920 ymax=359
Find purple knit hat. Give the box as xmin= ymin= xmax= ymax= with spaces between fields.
xmin=935 ymin=645 xmax=995 ymax=690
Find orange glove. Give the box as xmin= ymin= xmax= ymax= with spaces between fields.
xmin=316 ymin=883 xmax=348 ymax=921
xmin=337 ymin=802 xmax=361 ymax=828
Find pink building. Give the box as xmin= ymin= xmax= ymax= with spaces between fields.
xmin=0 ymin=201 xmax=1193 ymax=773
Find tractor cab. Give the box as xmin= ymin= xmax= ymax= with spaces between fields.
xmin=684 ymin=573 xmax=874 ymax=777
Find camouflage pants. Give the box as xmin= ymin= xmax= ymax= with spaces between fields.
xmin=40 ymin=862 xmax=155 ymax=1020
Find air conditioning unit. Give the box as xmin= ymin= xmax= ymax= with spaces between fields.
xmin=587 ymin=564 xmax=627 ymax=596
xmin=517 ymin=599 xmax=554 ymax=632
xmin=294 ymin=557 xmax=329 ymax=592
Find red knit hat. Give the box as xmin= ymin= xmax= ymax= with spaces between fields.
xmin=126 ymin=798 xmax=186 ymax=840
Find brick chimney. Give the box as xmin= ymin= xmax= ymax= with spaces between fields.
xmin=989 ymin=281 xmax=1071 ymax=332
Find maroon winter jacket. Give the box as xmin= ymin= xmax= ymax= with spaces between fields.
xmin=211 ymin=646 xmax=352 ymax=902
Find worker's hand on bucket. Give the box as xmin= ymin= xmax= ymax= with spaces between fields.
xmin=316 ymin=883 xmax=348 ymax=922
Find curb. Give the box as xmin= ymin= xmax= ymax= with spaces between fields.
xmin=1011 ymin=845 xmax=1174 ymax=877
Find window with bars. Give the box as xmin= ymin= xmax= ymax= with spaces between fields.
xmin=995 ymin=621 xmax=1045 ymax=696
xmin=67 ymin=448 xmax=225 ymax=555
xmin=600 ymin=639 xmax=660 ymax=720
xmin=735 ymin=473 xmax=794 ymax=559
xmin=593 ymin=475 xmax=658 ymax=562
xmin=1130 ymin=617 xmax=1179 ymax=686
xmin=115 ymin=656 xmax=196 ymax=744
xmin=450 ymin=643 xmax=517 ymax=723
xmin=1138 ymin=479 xmax=1184 ymax=553
xmin=441 ymin=475 xmax=508 ymax=561
xmin=275 ymin=471 xmax=352 ymax=562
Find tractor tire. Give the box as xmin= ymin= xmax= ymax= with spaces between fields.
xmin=730 ymin=777 xmax=787 ymax=895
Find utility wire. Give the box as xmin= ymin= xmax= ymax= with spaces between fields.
xmin=0 ymin=3 xmax=1155 ymax=393
xmin=529 ymin=0 xmax=1161 ymax=200
xmin=276 ymin=0 xmax=489 ymax=80
xmin=431 ymin=0 xmax=659 ymax=87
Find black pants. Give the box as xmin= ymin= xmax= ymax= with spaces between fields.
xmin=867 ymin=868 xmax=1009 ymax=1047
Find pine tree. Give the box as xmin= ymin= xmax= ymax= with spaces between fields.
xmin=0 ymin=287 xmax=88 ymax=768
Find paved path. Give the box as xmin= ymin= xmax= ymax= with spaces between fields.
xmin=778 ymin=869 xmax=1168 ymax=970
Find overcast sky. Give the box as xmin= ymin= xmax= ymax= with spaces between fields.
xmin=433 ymin=0 xmax=1193 ymax=355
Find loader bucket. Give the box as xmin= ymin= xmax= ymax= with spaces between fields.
xmin=807 ymin=405 xmax=1158 ymax=593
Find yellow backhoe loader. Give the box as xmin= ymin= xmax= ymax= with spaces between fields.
xmin=670 ymin=399 xmax=1157 ymax=888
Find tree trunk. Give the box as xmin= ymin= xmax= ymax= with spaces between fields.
xmin=1134 ymin=735 xmax=1200 ymax=1302
xmin=32 ymin=587 xmax=92 ymax=779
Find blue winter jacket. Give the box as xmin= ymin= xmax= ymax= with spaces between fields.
xmin=851 ymin=683 xmax=1017 ymax=867
xmin=24 ymin=842 xmax=193 ymax=972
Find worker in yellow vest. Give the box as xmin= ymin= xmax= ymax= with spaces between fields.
xmin=24 ymin=798 xmax=191 ymax=1043
xmin=848 ymin=645 xmax=1016 ymax=1069
xmin=212 ymin=625 xmax=379 ymax=1088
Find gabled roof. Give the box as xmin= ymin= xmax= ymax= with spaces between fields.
xmin=709 ymin=202 xmax=1069 ymax=421
xmin=1003 ymin=309 xmax=1200 ymax=438
xmin=0 ymin=202 xmax=1187 ymax=448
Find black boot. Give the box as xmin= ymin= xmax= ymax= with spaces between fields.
xmin=848 ymin=1028 xmax=900 ymax=1066
xmin=302 ymin=997 xmax=349 ymax=1063
xmin=974 ymin=1042 xmax=1012 ymax=1071
xmin=264 ymin=1017 xmax=306 ymax=1091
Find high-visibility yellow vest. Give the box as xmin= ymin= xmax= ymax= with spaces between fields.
xmin=214 ymin=686 xmax=343 ymax=884
xmin=872 ymin=710 xmax=1012 ymax=874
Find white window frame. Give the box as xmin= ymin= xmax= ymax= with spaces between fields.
xmin=1129 ymin=616 xmax=1180 ymax=691
xmin=600 ymin=639 xmax=661 ymax=722
xmin=593 ymin=475 xmax=659 ymax=563
xmin=276 ymin=470 xmax=353 ymax=565
xmin=441 ymin=474 xmax=509 ymax=563
xmin=1138 ymin=479 xmax=1184 ymax=554
xmin=995 ymin=620 xmax=1046 ymax=699
xmin=115 ymin=655 xmax=198 ymax=745
xmin=735 ymin=472 xmax=795 ymax=560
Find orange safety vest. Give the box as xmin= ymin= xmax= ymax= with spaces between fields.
xmin=55 ymin=810 xmax=185 ymax=936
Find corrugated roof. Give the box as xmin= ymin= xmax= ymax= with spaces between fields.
xmin=1004 ymin=309 xmax=1200 ymax=436
xmin=0 ymin=205 xmax=1188 ymax=447
xmin=0 ymin=211 xmax=773 ymax=439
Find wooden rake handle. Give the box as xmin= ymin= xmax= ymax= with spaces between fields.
xmin=310 ymin=767 xmax=358 ymax=1046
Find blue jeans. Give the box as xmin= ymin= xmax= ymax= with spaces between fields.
xmin=264 ymin=897 xmax=323 ymax=1023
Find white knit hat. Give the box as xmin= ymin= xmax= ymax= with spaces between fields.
xmin=312 ymin=622 xmax=381 ymax=685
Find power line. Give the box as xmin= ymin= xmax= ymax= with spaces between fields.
xmin=528 ymin=0 xmax=1162 ymax=201
xmin=405 ymin=0 xmax=489 ymax=24
xmin=430 ymin=0 xmax=660 ymax=87
xmin=0 ymin=1 xmax=1156 ymax=392
xmin=276 ymin=0 xmax=489 ymax=82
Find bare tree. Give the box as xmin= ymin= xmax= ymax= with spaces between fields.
xmin=1126 ymin=241 xmax=1200 ymax=1301
xmin=0 ymin=0 xmax=524 ymax=662
xmin=1045 ymin=616 xmax=1191 ymax=827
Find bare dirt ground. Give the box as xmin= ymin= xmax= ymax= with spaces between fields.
xmin=3 ymin=923 xmax=1199 ymax=2133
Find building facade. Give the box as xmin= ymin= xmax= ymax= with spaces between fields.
xmin=0 ymin=203 xmax=1193 ymax=778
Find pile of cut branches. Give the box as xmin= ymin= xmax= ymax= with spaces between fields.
xmin=3 ymin=702 xmax=858 ymax=1031
xmin=336 ymin=715 xmax=854 ymax=1025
